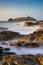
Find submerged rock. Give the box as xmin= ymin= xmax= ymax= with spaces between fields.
xmin=4 ymin=48 xmax=10 ymax=51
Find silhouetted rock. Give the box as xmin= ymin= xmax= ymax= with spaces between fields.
xmin=8 ymin=18 xmax=14 ymax=21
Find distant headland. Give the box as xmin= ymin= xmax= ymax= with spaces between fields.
xmin=8 ymin=16 xmax=37 ymax=21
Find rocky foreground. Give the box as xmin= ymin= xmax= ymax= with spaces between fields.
xmin=0 ymin=54 xmax=43 ymax=65
xmin=0 ymin=29 xmax=43 ymax=65
xmin=0 ymin=45 xmax=43 ymax=65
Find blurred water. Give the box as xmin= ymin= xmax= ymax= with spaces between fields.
xmin=0 ymin=22 xmax=40 ymax=35
xmin=0 ymin=22 xmax=42 ymax=55
xmin=0 ymin=44 xmax=43 ymax=55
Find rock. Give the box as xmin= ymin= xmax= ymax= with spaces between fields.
xmin=0 ymin=46 xmax=3 ymax=53
xmin=0 ymin=46 xmax=3 ymax=60
xmin=0 ymin=31 xmax=21 ymax=41
xmin=23 ymin=22 xmax=33 ymax=27
xmin=4 ymin=52 xmax=16 ymax=55
xmin=4 ymin=48 xmax=10 ymax=51
xmin=30 ymin=42 xmax=39 ymax=47
xmin=19 ymin=29 xmax=43 ymax=44
xmin=23 ymin=21 xmax=39 ymax=27
xmin=36 ymin=55 xmax=43 ymax=65
xmin=14 ymin=41 xmax=39 ymax=48
xmin=2 ymin=54 xmax=39 ymax=65
xmin=8 ymin=18 xmax=14 ymax=21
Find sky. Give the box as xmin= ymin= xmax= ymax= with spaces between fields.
xmin=0 ymin=0 xmax=43 ymax=21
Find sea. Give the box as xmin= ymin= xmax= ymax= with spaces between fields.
xmin=0 ymin=21 xmax=43 ymax=55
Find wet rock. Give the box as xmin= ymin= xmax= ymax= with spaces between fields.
xmin=30 ymin=42 xmax=39 ymax=48
xmin=4 ymin=52 xmax=16 ymax=55
xmin=36 ymin=54 xmax=43 ymax=65
xmin=0 ymin=46 xmax=3 ymax=53
xmin=23 ymin=21 xmax=39 ymax=27
xmin=14 ymin=41 xmax=39 ymax=48
xmin=4 ymin=48 xmax=10 ymax=51
xmin=0 ymin=31 xmax=21 ymax=41
xmin=0 ymin=46 xmax=3 ymax=60
xmin=19 ymin=29 xmax=43 ymax=45
xmin=2 ymin=54 xmax=39 ymax=65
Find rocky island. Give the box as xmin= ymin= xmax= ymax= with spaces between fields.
xmin=8 ymin=16 xmax=37 ymax=21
